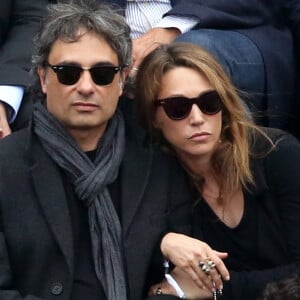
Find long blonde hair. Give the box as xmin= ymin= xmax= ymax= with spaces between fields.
xmin=135 ymin=43 xmax=272 ymax=202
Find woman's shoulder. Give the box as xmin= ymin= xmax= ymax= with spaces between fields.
xmin=261 ymin=127 xmax=295 ymax=141
xmin=251 ymin=127 xmax=299 ymax=153
xmin=249 ymin=128 xmax=300 ymax=198
xmin=253 ymin=127 xmax=300 ymax=172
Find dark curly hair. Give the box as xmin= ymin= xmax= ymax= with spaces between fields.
xmin=258 ymin=274 xmax=300 ymax=300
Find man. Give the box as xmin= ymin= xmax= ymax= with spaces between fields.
xmin=0 ymin=0 xmax=48 ymax=138
xmin=0 ymin=2 xmax=190 ymax=299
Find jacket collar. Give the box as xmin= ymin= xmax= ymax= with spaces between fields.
xmin=120 ymin=134 xmax=153 ymax=237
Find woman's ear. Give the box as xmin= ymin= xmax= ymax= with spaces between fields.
xmin=152 ymin=117 xmax=161 ymax=129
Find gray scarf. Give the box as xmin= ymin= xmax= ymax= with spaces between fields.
xmin=33 ymin=102 xmax=127 ymax=300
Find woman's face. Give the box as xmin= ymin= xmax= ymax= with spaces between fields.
xmin=154 ymin=66 xmax=222 ymax=163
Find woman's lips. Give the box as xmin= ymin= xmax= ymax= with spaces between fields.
xmin=188 ymin=132 xmax=211 ymax=141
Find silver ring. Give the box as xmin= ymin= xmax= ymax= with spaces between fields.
xmin=132 ymin=67 xmax=139 ymax=71
xmin=156 ymin=287 xmax=163 ymax=295
xmin=199 ymin=261 xmax=211 ymax=274
xmin=206 ymin=259 xmax=216 ymax=269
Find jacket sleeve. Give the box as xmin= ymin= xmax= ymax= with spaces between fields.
xmin=0 ymin=133 xmax=45 ymax=299
xmin=166 ymin=0 xmax=280 ymax=29
xmin=166 ymin=156 xmax=192 ymax=236
xmin=222 ymin=132 xmax=300 ymax=300
xmin=0 ymin=0 xmax=48 ymax=86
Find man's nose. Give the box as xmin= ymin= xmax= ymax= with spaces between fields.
xmin=76 ymin=70 xmax=95 ymax=94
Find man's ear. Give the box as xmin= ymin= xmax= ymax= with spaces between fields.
xmin=38 ymin=66 xmax=48 ymax=94
xmin=118 ymin=69 xmax=128 ymax=95
xmin=122 ymin=66 xmax=130 ymax=79
xmin=119 ymin=78 xmax=123 ymax=89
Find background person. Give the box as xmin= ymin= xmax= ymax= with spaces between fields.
xmin=0 ymin=0 xmax=48 ymax=138
xmin=104 ymin=0 xmax=296 ymax=129
xmin=5 ymin=0 xmax=296 ymax=134
xmin=135 ymin=43 xmax=300 ymax=300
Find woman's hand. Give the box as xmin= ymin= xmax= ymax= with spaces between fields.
xmin=161 ymin=233 xmax=230 ymax=291
xmin=149 ymin=268 xmax=213 ymax=299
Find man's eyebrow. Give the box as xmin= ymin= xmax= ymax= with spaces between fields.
xmin=51 ymin=60 xmax=118 ymax=67
xmin=93 ymin=61 xmax=119 ymax=67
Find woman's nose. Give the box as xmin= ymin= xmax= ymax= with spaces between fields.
xmin=188 ymin=104 xmax=205 ymax=125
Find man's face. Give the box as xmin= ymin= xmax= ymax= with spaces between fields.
xmin=38 ymin=30 xmax=124 ymax=139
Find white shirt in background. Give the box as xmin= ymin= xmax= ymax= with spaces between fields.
xmin=126 ymin=0 xmax=198 ymax=38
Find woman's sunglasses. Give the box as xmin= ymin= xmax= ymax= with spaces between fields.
xmin=154 ymin=90 xmax=223 ymax=120
xmin=46 ymin=63 xmax=123 ymax=86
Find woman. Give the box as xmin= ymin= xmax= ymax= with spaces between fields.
xmin=135 ymin=43 xmax=300 ymax=299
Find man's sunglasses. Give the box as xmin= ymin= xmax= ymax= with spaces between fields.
xmin=154 ymin=90 xmax=223 ymax=120
xmin=46 ymin=63 xmax=123 ymax=86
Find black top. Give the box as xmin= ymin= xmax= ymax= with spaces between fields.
xmin=192 ymin=128 xmax=300 ymax=300
xmin=65 ymin=175 xmax=106 ymax=299
xmin=194 ymin=191 xmax=259 ymax=272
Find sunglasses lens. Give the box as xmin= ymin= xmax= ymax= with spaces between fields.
xmin=157 ymin=90 xmax=223 ymax=120
xmin=198 ymin=91 xmax=223 ymax=115
xmin=164 ymin=97 xmax=192 ymax=120
xmin=91 ymin=66 xmax=118 ymax=85
xmin=51 ymin=65 xmax=119 ymax=86
xmin=56 ymin=66 xmax=81 ymax=85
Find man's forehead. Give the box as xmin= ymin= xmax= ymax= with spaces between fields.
xmin=48 ymin=31 xmax=118 ymax=65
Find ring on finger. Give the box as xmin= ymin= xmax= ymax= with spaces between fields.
xmin=206 ymin=258 xmax=216 ymax=270
xmin=199 ymin=261 xmax=211 ymax=275
xmin=156 ymin=287 xmax=163 ymax=295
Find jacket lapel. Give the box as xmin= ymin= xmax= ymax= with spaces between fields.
xmin=120 ymin=136 xmax=153 ymax=238
xmin=28 ymin=134 xmax=74 ymax=274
